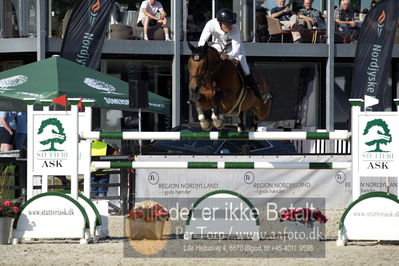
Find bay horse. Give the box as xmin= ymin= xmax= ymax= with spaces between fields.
xmin=188 ymin=41 xmax=272 ymax=131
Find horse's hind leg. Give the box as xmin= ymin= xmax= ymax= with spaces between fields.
xmin=211 ymin=91 xmax=224 ymax=130
xmin=248 ymin=111 xmax=258 ymax=132
xmin=195 ymin=102 xmax=212 ymax=130
xmin=237 ymin=111 xmax=246 ymax=132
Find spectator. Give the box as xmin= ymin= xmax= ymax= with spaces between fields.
xmin=198 ymin=8 xmax=272 ymax=104
xmin=0 ymin=111 xmax=16 ymax=152
xmin=91 ymin=140 xmax=121 ymax=197
xmin=334 ymin=0 xmax=360 ymax=43
xmin=15 ymin=111 xmax=27 ymax=150
xmin=298 ymin=0 xmax=326 ymax=29
xmin=271 ymin=0 xmax=302 ymax=43
xmin=136 ymin=0 xmax=171 ymax=41
xmin=255 ymin=0 xmax=269 ymax=42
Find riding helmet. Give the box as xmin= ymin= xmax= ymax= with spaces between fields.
xmin=216 ymin=8 xmax=237 ymax=26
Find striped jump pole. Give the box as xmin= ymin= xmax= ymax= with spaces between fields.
xmin=81 ymin=130 xmax=351 ymax=141
xmin=91 ymin=161 xmax=351 ymax=170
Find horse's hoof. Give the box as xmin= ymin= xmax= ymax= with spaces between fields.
xmin=237 ymin=127 xmax=243 ymax=132
xmin=213 ymin=120 xmax=225 ymax=130
xmin=211 ymin=113 xmax=224 ymax=121
xmin=200 ymin=121 xmax=212 ymax=131
xmin=198 ymin=114 xmax=205 ymax=121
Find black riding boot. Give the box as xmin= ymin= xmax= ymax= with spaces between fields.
xmin=245 ymin=73 xmax=272 ymax=104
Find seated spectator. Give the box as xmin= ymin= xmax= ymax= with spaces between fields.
xmin=0 ymin=111 xmax=16 ymax=152
xmin=255 ymin=0 xmax=269 ymax=42
xmin=298 ymin=0 xmax=326 ymax=29
xmin=334 ymin=0 xmax=360 ymax=43
xmin=271 ymin=0 xmax=302 ymax=43
xmin=136 ymin=0 xmax=171 ymax=41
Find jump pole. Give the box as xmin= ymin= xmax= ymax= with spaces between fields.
xmin=81 ymin=130 xmax=351 ymax=141
xmin=91 ymin=161 xmax=351 ymax=170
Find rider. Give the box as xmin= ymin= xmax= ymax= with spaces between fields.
xmin=198 ymin=8 xmax=272 ymax=104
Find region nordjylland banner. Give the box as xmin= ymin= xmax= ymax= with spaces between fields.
xmin=61 ymin=0 xmax=115 ymax=69
xmin=351 ymin=0 xmax=399 ymax=110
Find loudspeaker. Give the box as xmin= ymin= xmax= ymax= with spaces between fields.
xmin=129 ymin=80 xmax=148 ymax=108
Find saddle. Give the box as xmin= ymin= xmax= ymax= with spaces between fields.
xmin=232 ymin=60 xmax=247 ymax=87
xmin=223 ymin=59 xmax=248 ymax=116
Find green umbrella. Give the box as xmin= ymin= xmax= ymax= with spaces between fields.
xmin=0 ymin=56 xmax=171 ymax=115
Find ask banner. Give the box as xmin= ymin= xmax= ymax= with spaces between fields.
xmin=61 ymin=0 xmax=115 ymax=69
xmin=351 ymin=0 xmax=399 ymax=110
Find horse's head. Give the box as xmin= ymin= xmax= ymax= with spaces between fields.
xmin=188 ymin=41 xmax=209 ymax=100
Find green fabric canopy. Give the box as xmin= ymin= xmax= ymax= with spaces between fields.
xmin=0 ymin=56 xmax=171 ymax=115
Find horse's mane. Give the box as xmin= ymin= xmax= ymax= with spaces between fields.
xmin=190 ymin=44 xmax=220 ymax=61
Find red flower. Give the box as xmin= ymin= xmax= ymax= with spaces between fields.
xmin=3 ymin=201 xmax=11 ymax=207
xmin=279 ymin=208 xmax=327 ymax=224
xmin=12 ymin=206 xmax=19 ymax=213
xmin=129 ymin=203 xmax=169 ymax=222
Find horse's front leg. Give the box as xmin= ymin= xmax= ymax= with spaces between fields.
xmin=211 ymin=91 xmax=224 ymax=130
xmin=195 ymin=100 xmax=212 ymax=131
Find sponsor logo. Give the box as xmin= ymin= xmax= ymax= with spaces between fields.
xmin=148 ymin=172 xmax=160 ymax=185
xmin=75 ymin=33 xmax=94 ymax=66
xmin=363 ymin=119 xmax=391 ymax=152
xmin=89 ymin=0 xmax=101 ymax=25
xmin=103 ymin=97 xmax=129 ymax=105
xmin=84 ymin=78 xmax=123 ymax=95
xmin=0 ymin=75 xmax=28 ymax=92
xmin=366 ymin=45 xmax=381 ymax=95
xmin=16 ymin=91 xmax=40 ymax=97
xmin=377 ymin=10 xmax=386 ymax=37
xmin=37 ymin=118 xmax=66 ymax=151
xmin=335 ymin=171 xmax=346 ymax=184
xmin=361 ymin=118 xmax=394 ymax=172
xmin=149 ymin=102 xmax=166 ymax=109
xmin=243 ymin=172 xmax=255 ymax=184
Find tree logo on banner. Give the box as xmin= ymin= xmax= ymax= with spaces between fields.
xmin=363 ymin=119 xmax=392 ymax=152
xmin=37 ymin=118 xmax=67 ymax=151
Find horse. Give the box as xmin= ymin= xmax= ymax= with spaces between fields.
xmin=188 ymin=41 xmax=272 ymax=131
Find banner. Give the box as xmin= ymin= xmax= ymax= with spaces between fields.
xmin=135 ymin=155 xmax=358 ymax=209
xmin=351 ymin=0 xmax=399 ymax=110
xmin=61 ymin=0 xmax=115 ymax=69
xmin=135 ymin=155 xmax=399 ymax=209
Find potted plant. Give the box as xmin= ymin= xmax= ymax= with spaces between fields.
xmin=280 ymin=208 xmax=328 ymax=225
xmin=0 ymin=201 xmax=19 ymax=244
xmin=279 ymin=208 xmax=327 ymax=240
xmin=128 ymin=201 xmax=169 ymax=240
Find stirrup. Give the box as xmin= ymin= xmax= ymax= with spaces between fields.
xmin=260 ymin=93 xmax=272 ymax=104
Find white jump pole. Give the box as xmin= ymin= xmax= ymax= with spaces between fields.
xmin=25 ymin=98 xmax=36 ymax=199
xmin=91 ymin=161 xmax=352 ymax=170
xmin=79 ymin=100 xmax=95 ymax=198
xmin=349 ymin=99 xmax=362 ymax=201
xmin=81 ymin=130 xmax=351 ymax=141
xmin=69 ymin=99 xmax=80 ymax=200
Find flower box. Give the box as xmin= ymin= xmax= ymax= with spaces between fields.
xmin=0 ymin=200 xmax=19 ymax=244
xmin=0 ymin=217 xmax=12 ymax=244
xmin=128 ymin=201 xmax=169 ymax=240
xmin=129 ymin=219 xmax=165 ymax=240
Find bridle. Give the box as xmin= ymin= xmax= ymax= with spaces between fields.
xmin=189 ymin=47 xmax=224 ymax=89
